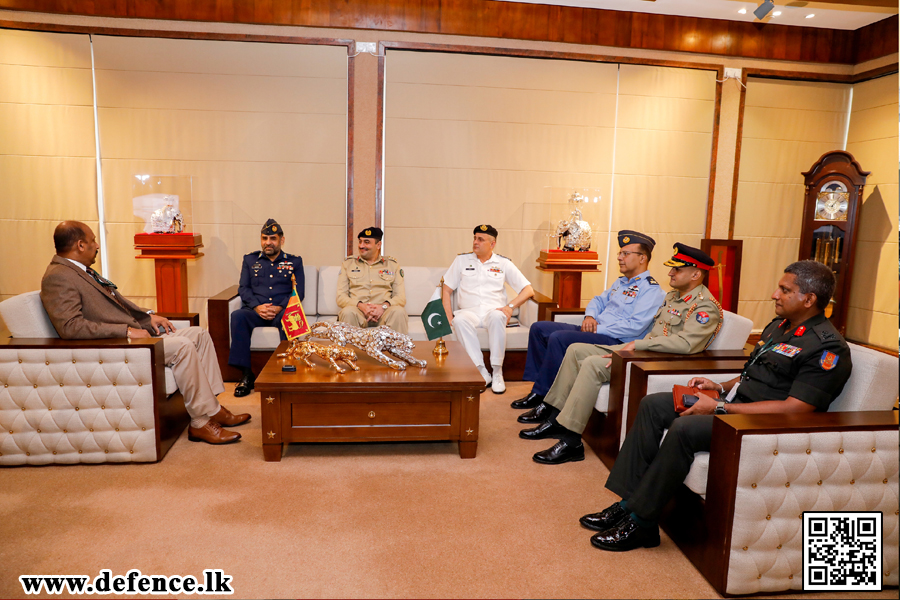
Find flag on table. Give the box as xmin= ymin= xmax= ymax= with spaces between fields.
xmin=421 ymin=290 xmax=452 ymax=340
xmin=280 ymin=274 xmax=310 ymax=339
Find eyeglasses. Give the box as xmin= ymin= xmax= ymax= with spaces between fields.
xmin=617 ymin=251 xmax=645 ymax=259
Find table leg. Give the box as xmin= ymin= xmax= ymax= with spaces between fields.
xmin=458 ymin=440 xmax=477 ymax=459
xmin=263 ymin=443 xmax=282 ymax=462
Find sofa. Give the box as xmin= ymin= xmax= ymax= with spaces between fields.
xmin=0 ymin=291 xmax=196 ymax=465
xmin=550 ymin=308 xmax=754 ymax=467
xmin=622 ymin=344 xmax=899 ymax=595
xmin=208 ymin=265 xmax=543 ymax=381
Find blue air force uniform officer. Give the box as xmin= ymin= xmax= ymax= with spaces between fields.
xmin=229 ymin=219 xmax=304 ymax=397
xmin=514 ymin=230 xmax=665 ymax=413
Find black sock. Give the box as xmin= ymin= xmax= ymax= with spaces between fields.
xmin=544 ymin=405 xmax=561 ymax=421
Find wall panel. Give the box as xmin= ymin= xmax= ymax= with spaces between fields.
xmin=734 ymin=78 xmax=851 ymax=329
xmin=383 ymin=50 xmax=619 ymax=297
xmin=608 ymin=64 xmax=716 ymax=301
xmin=92 ymin=36 xmax=348 ymax=325
xmin=0 ymin=29 xmax=97 ymax=317
xmin=845 ymin=73 xmax=898 ymax=349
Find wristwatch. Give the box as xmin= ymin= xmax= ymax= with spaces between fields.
xmin=382 ymin=303 xmax=389 ymax=310
xmin=715 ymin=401 xmax=728 ymax=415
xmin=507 ymin=303 xmax=515 ymax=309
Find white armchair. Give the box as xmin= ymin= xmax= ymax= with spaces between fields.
xmin=623 ymin=344 xmax=899 ymax=595
xmin=576 ymin=309 xmax=753 ymax=467
xmin=0 ymin=292 xmax=191 ymax=465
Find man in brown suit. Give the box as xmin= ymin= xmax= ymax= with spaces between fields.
xmin=40 ymin=221 xmax=250 ymax=445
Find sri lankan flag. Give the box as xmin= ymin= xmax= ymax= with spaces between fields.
xmin=281 ymin=274 xmax=310 ymax=339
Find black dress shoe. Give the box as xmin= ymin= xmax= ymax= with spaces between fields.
xmin=580 ymin=503 xmax=627 ymax=531
xmin=233 ymin=372 xmax=255 ymax=398
xmin=590 ymin=515 xmax=660 ymax=551
xmin=533 ymin=439 xmax=585 ymax=464
xmin=510 ymin=392 xmax=544 ymax=410
xmin=519 ymin=419 xmax=568 ymax=440
xmin=517 ymin=401 xmax=553 ymax=424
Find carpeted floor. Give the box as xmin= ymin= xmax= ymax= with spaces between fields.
xmin=0 ymin=381 xmax=893 ymax=599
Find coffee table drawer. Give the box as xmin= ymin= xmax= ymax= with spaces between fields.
xmin=291 ymin=401 xmax=452 ymax=426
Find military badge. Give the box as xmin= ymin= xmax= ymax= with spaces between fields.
xmin=647 ymin=276 xmax=658 ymax=285
xmin=251 ymin=262 xmax=262 ymax=273
xmin=489 ymin=267 xmax=503 ymax=274
xmin=683 ymin=295 xmax=692 ymax=303
xmin=667 ymin=308 xmax=681 ymax=317
xmin=695 ymin=311 xmax=710 ymax=324
xmin=365 ymin=229 xmax=372 ymax=236
xmin=794 ymin=326 xmax=806 ymax=337
xmin=480 ymin=225 xmax=488 ymax=231
xmin=399 ymin=269 xmax=404 ymax=277
xmin=819 ymin=350 xmax=839 ymax=370
xmin=773 ymin=343 xmax=801 ymax=357
xmin=622 ymin=236 xmax=630 ymax=243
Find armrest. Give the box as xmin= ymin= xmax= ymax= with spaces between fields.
xmin=207 ymin=286 xmax=240 ymax=373
xmin=701 ymin=410 xmax=899 ymax=594
xmin=624 ymin=358 xmax=746 ymax=433
xmin=532 ymin=291 xmax=556 ymax=322
xmin=157 ymin=312 xmax=199 ymax=327
xmin=593 ymin=349 xmax=748 ymax=467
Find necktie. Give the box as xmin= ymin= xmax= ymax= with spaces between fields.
xmin=87 ymin=267 xmax=117 ymax=291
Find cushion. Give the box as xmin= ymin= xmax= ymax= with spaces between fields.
xmin=708 ymin=310 xmax=753 ymax=350
xmin=829 ymin=343 xmax=899 ymax=412
xmin=403 ymin=266 xmax=447 ymax=316
xmin=0 ymin=291 xmax=58 ymax=338
xmin=317 ymin=266 xmax=342 ymax=316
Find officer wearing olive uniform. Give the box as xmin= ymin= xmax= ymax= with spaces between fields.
xmin=337 ymin=227 xmax=409 ymax=334
xmin=520 ymin=243 xmax=722 ymax=465
xmin=230 ymin=219 xmax=303 ymax=397
xmin=584 ymin=260 xmax=851 ymax=552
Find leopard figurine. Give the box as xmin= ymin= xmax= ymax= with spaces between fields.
xmin=308 ymin=321 xmax=427 ymax=371
xmin=278 ymin=339 xmax=360 ymax=374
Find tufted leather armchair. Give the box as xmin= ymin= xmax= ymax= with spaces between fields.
xmin=622 ymin=344 xmax=899 ymax=595
xmin=0 ymin=292 xmax=194 ymax=465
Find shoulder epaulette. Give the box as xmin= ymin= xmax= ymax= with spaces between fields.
xmin=496 ymin=254 xmax=511 ymax=260
xmin=458 ymin=251 xmax=473 ymax=255
xmin=384 ymin=255 xmax=398 ymax=262
xmin=647 ymin=276 xmax=659 ymax=286
xmin=344 ymin=255 xmax=354 ymax=260
xmin=813 ymin=321 xmax=839 ymax=342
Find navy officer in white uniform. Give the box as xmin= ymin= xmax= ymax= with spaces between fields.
xmin=442 ymin=224 xmax=534 ymax=394
xmin=513 ymin=230 xmax=665 ymax=417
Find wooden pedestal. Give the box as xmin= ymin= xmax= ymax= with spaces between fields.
xmin=135 ymin=233 xmax=203 ymax=313
xmin=535 ymin=250 xmax=602 ymax=319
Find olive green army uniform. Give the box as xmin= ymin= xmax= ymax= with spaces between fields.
xmin=336 ymin=255 xmax=409 ymax=334
xmin=544 ymin=284 xmax=723 ymax=434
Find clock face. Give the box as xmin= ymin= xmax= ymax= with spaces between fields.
xmin=815 ymin=181 xmax=849 ymax=221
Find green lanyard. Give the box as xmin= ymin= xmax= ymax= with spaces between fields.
xmin=741 ymin=338 xmax=777 ymax=381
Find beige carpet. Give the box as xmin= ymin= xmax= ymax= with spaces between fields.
xmin=0 ymin=381 xmax=893 ymax=599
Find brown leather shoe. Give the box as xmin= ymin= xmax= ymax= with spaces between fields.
xmin=211 ymin=405 xmax=251 ymax=427
xmin=188 ymin=420 xmax=241 ymax=444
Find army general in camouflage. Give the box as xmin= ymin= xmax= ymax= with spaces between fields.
xmin=519 ymin=243 xmax=723 ymax=465
xmin=336 ymin=227 xmax=409 ymax=334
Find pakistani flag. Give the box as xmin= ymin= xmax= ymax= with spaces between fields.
xmin=421 ymin=294 xmax=452 ymax=341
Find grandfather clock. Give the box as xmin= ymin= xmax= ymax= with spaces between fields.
xmin=799 ymin=150 xmax=869 ymax=334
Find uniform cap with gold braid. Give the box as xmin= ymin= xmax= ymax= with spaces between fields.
xmin=663 ymin=242 xmax=714 ymax=271
xmin=474 ymin=224 xmax=498 ymax=238
xmin=261 ymin=218 xmax=282 ymax=236
xmin=357 ymin=227 xmax=383 ymax=241
xmin=617 ymin=230 xmax=655 ymax=249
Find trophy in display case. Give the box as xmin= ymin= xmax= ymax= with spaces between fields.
xmin=132 ymin=175 xmax=203 ymax=313
xmin=798 ymin=151 xmax=869 ymax=334
xmin=536 ymin=188 xmax=605 ymax=317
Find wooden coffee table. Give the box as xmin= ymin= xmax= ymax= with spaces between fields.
xmin=255 ymin=341 xmax=485 ymax=461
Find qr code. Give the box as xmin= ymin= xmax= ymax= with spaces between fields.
xmin=803 ymin=511 xmax=882 ymax=591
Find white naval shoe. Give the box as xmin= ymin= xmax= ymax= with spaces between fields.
xmin=477 ymin=365 xmax=492 ymax=386
xmin=491 ymin=369 xmax=506 ymax=394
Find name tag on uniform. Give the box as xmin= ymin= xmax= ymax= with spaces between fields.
xmin=465 ymin=267 xmax=475 ymax=271
xmin=251 ymin=262 xmax=262 ymax=273
xmin=773 ymin=343 xmax=801 ymax=357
